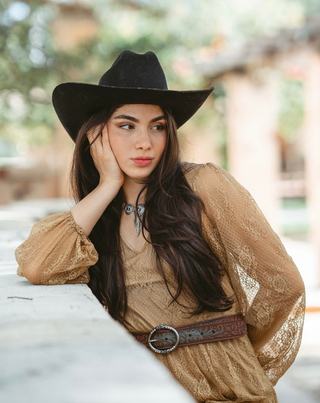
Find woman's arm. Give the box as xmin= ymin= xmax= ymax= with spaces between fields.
xmin=15 ymin=211 xmax=98 ymax=285
xmin=70 ymin=124 xmax=124 ymax=236
xmin=193 ymin=163 xmax=305 ymax=385
xmin=15 ymin=125 xmax=124 ymax=284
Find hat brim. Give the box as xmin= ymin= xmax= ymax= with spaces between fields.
xmin=52 ymin=82 xmax=214 ymax=141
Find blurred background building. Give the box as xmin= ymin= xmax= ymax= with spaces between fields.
xmin=1 ymin=0 xmax=320 ymax=261
xmin=2 ymin=0 xmax=319 ymax=260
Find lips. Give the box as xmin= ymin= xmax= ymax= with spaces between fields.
xmin=132 ymin=157 xmax=153 ymax=167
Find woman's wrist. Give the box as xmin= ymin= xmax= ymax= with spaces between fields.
xmin=97 ymin=179 xmax=123 ymax=197
xmin=70 ymin=181 xmax=122 ymax=236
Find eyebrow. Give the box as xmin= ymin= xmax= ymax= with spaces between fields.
xmin=113 ymin=114 xmax=165 ymax=123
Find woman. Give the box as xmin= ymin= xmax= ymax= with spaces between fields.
xmin=15 ymin=50 xmax=305 ymax=403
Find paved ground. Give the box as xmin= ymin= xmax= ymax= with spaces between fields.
xmin=1 ymin=198 xmax=320 ymax=401
xmin=275 ymin=238 xmax=320 ymax=401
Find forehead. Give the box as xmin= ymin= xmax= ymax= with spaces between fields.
xmin=111 ymin=104 xmax=164 ymax=117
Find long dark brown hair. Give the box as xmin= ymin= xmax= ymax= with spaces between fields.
xmin=71 ymin=105 xmax=233 ymax=321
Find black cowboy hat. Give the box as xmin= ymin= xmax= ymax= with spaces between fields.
xmin=52 ymin=50 xmax=214 ymax=142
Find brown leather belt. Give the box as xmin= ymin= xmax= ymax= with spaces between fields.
xmin=131 ymin=313 xmax=247 ymax=354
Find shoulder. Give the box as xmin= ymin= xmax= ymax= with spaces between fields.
xmin=181 ymin=162 xmax=232 ymax=192
xmin=181 ymin=162 xmax=250 ymax=216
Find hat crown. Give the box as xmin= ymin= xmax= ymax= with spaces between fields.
xmin=98 ymin=50 xmax=168 ymax=90
xmin=52 ymin=49 xmax=214 ymax=141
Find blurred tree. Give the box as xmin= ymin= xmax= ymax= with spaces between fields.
xmin=0 ymin=0 xmax=60 ymax=145
xmin=0 ymin=0 xmax=318 ymax=150
xmin=287 ymin=0 xmax=320 ymax=17
xmin=0 ymin=0 xmax=100 ymax=145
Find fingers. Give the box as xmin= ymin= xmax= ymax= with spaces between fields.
xmin=87 ymin=124 xmax=106 ymax=159
xmin=87 ymin=124 xmax=103 ymax=145
xmin=101 ymin=123 xmax=111 ymax=148
xmin=86 ymin=122 xmax=124 ymax=186
xmin=95 ymin=123 xmax=113 ymax=158
xmin=86 ymin=122 xmax=113 ymax=169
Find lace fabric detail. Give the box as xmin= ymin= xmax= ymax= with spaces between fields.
xmin=14 ymin=162 xmax=305 ymax=402
xmin=121 ymin=237 xmax=165 ymax=287
xmin=192 ymin=163 xmax=305 ymax=386
xmin=15 ymin=211 xmax=98 ymax=285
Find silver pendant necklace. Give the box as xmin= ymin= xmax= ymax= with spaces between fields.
xmin=122 ymin=203 xmax=145 ymax=236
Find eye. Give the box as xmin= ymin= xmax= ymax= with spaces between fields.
xmin=152 ymin=123 xmax=165 ymax=131
xmin=119 ymin=123 xmax=134 ymax=130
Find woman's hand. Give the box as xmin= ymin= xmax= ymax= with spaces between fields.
xmin=69 ymin=124 xmax=124 ymax=236
xmin=87 ymin=124 xmax=124 ymax=189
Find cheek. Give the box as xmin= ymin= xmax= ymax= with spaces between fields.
xmin=158 ymin=134 xmax=167 ymax=155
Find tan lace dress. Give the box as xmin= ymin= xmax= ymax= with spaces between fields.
xmin=15 ymin=163 xmax=306 ymax=403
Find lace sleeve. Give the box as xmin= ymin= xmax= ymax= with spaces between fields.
xmin=193 ymin=163 xmax=306 ymax=385
xmin=15 ymin=211 xmax=98 ymax=285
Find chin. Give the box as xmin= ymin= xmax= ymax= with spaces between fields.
xmin=127 ymin=164 xmax=155 ymax=176
xmin=124 ymin=169 xmax=152 ymax=182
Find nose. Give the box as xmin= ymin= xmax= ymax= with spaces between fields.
xmin=135 ymin=127 xmax=151 ymax=150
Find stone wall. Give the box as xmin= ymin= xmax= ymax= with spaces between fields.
xmin=0 ymin=274 xmax=195 ymax=403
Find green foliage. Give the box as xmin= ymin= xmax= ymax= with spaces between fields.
xmin=0 ymin=0 xmax=58 ymax=144
xmin=280 ymin=197 xmax=309 ymax=236
xmin=0 ymin=0 xmax=317 ymax=153
xmin=283 ymin=0 xmax=320 ymax=17
xmin=279 ymin=76 xmax=304 ymax=142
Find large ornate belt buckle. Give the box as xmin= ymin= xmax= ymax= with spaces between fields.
xmin=148 ymin=325 xmax=180 ymax=354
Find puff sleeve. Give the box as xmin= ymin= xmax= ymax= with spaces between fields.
xmin=15 ymin=211 xmax=98 ymax=285
xmin=193 ymin=163 xmax=306 ymax=385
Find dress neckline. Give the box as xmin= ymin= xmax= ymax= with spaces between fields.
xmin=120 ymin=233 xmax=148 ymax=254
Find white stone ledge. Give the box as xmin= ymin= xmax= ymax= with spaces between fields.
xmin=0 ymin=275 xmax=195 ymax=403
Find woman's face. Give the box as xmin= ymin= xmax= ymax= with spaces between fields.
xmin=107 ymin=104 xmax=167 ymax=182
